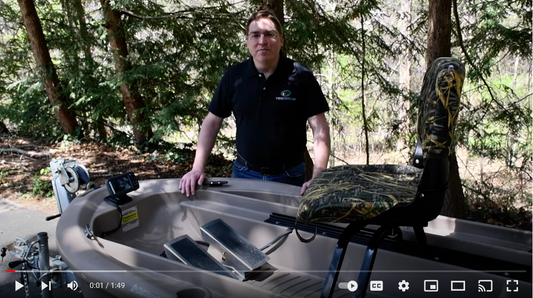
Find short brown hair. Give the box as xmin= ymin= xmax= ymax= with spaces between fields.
xmin=246 ymin=10 xmax=283 ymax=36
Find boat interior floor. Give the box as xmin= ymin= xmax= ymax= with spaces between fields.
xmin=78 ymin=182 xmax=530 ymax=298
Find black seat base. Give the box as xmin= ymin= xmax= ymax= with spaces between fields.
xmin=319 ymin=222 xmax=428 ymax=298
xmin=266 ymin=213 xmax=531 ymax=286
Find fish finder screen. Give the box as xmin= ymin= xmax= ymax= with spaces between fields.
xmin=113 ymin=176 xmax=131 ymax=192
xmin=106 ymin=172 xmax=139 ymax=197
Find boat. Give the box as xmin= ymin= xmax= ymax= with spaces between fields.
xmin=56 ymin=57 xmax=530 ymax=298
xmin=55 ymin=176 xmax=532 ymax=298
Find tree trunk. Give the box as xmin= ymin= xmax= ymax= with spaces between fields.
xmin=101 ymin=0 xmax=153 ymax=146
xmin=426 ymin=0 xmax=466 ymax=219
xmin=17 ymin=0 xmax=78 ymax=135
xmin=0 ymin=121 xmax=8 ymax=134
xmin=426 ymin=0 xmax=452 ymax=67
xmin=440 ymin=154 xmax=467 ymax=218
xmin=258 ymin=0 xmax=284 ymax=24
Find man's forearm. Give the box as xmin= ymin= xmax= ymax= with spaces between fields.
xmin=311 ymin=127 xmax=330 ymax=178
xmin=192 ymin=118 xmax=221 ymax=170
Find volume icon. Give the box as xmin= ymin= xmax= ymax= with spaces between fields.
xmin=67 ymin=281 xmax=79 ymax=291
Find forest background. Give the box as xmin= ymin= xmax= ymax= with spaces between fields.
xmin=0 ymin=0 xmax=531 ymax=230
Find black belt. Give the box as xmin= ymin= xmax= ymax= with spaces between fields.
xmin=236 ymin=155 xmax=301 ymax=176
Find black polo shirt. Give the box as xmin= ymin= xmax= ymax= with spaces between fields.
xmin=208 ymin=53 xmax=329 ymax=169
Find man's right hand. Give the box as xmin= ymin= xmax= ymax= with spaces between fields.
xmin=179 ymin=112 xmax=223 ymax=197
xmin=179 ymin=168 xmax=206 ymax=197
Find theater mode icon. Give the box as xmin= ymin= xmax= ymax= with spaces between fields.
xmin=451 ymin=280 xmax=466 ymax=292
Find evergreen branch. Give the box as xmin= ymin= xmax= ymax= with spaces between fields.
xmin=119 ymin=6 xmax=245 ymax=21
xmin=452 ymin=0 xmax=509 ymax=113
xmin=120 ymin=9 xmax=193 ymax=20
xmin=302 ymin=0 xmax=363 ymax=65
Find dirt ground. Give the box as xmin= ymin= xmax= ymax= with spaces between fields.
xmin=0 ymin=135 xmax=530 ymax=230
xmin=0 ymin=135 xmax=232 ymax=215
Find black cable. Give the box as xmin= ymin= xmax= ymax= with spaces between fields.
xmin=101 ymin=196 xmax=123 ymax=237
xmin=260 ymin=228 xmax=293 ymax=251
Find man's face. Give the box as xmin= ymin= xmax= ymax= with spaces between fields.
xmin=246 ymin=17 xmax=283 ymax=66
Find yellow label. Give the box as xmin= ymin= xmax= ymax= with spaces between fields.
xmin=122 ymin=210 xmax=138 ymax=224
xmin=121 ymin=206 xmax=139 ymax=232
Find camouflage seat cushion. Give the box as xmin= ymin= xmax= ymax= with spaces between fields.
xmin=297 ymin=165 xmax=422 ymax=223
xmin=297 ymin=57 xmax=465 ymax=225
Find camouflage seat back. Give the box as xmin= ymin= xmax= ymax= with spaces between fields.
xmin=296 ymin=57 xmax=465 ymax=224
xmin=418 ymin=57 xmax=465 ymax=159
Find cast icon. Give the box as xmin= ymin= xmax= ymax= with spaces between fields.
xmin=478 ymin=280 xmax=493 ymax=292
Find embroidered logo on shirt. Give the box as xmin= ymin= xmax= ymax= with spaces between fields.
xmin=276 ymin=90 xmax=296 ymax=101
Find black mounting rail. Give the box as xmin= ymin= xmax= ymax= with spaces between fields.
xmin=265 ymin=213 xmax=532 ymax=283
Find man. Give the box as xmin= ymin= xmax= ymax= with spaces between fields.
xmin=179 ymin=10 xmax=330 ymax=197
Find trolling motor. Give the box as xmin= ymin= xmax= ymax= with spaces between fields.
xmin=1 ymin=158 xmax=89 ymax=297
xmin=3 ymin=233 xmax=78 ymax=298
xmin=47 ymin=158 xmax=94 ymax=220
xmin=0 ymin=158 xmax=89 ymax=296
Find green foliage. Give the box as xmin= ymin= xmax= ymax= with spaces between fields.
xmin=146 ymin=148 xmax=191 ymax=165
xmin=0 ymin=0 xmax=530 ymax=212
xmin=460 ymin=0 xmax=531 ymax=80
xmin=32 ymin=167 xmax=53 ymax=198
xmin=4 ymin=77 xmax=64 ymax=139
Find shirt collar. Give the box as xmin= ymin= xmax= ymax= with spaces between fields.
xmin=244 ymin=52 xmax=292 ymax=78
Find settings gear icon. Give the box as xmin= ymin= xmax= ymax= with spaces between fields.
xmin=398 ymin=280 xmax=410 ymax=292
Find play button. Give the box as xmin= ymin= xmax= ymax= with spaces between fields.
xmin=347 ymin=280 xmax=358 ymax=292
xmin=15 ymin=281 xmax=23 ymax=291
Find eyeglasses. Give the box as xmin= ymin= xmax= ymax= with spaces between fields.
xmin=248 ymin=30 xmax=279 ymax=41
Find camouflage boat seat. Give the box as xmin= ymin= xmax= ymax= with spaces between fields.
xmin=296 ymin=57 xmax=465 ymax=298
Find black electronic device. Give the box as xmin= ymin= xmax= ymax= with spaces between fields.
xmin=105 ymin=172 xmax=139 ymax=204
xmin=203 ymin=180 xmax=228 ymax=186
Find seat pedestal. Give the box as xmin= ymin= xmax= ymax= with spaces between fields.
xmin=320 ymin=223 xmax=428 ymax=298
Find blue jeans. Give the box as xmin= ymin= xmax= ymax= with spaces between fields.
xmin=231 ymin=160 xmax=306 ymax=187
